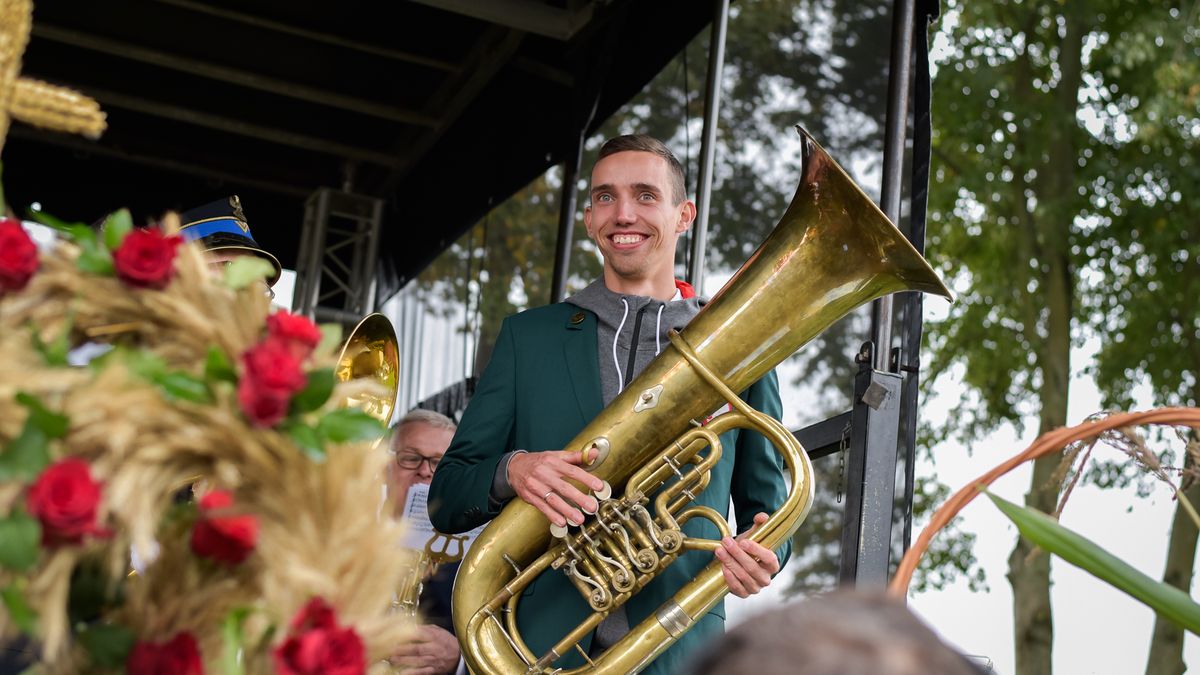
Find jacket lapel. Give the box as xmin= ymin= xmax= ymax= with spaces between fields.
xmin=563 ymin=310 xmax=604 ymax=424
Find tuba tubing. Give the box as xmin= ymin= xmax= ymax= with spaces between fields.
xmin=454 ymin=127 xmax=953 ymax=674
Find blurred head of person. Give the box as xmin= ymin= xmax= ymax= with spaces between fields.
xmin=684 ymin=591 xmax=989 ymax=675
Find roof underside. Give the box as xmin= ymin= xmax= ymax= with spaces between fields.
xmin=4 ymin=0 xmax=711 ymax=296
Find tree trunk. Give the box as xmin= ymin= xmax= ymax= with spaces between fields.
xmin=1145 ymin=454 xmax=1200 ymax=675
xmin=1006 ymin=3 xmax=1084 ymax=672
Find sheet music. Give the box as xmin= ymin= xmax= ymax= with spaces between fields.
xmin=400 ymin=483 xmax=485 ymax=557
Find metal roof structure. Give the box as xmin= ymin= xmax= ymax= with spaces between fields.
xmin=4 ymin=0 xmax=711 ymax=295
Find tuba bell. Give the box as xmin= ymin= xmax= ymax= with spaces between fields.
xmin=453 ymin=127 xmax=954 ymax=674
xmin=335 ymin=312 xmax=400 ymax=426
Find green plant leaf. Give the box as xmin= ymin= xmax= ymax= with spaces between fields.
xmin=101 ymin=209 xmax=134 ymax=251
xmin=28 ymin=314 xmax=73 ymax=367
xmin=153 ymin=371 xmax=213 ymax=404
xmin=286 ymin=422 xmax=325 ymax=462
xmin=1 ymin=584 xmax=38 ymax=635
xmin=205 ymin=346 xmax=238 ymax=383
xmin=30 ymin=211 xmax=91 ymax=242
xmin=75 ymin=244 xmax=115 ymax=276
xmin=290 ymin=369 xmax=335 ymax=414
xmin=221 ymin=607 xmax=251 ymax=675
xmin=76 ymin=623 xmax=135 ymax=669
xmin=15 ymin=392 xmax=69 ymax=438
xmin=68 ymin=558 xmax=123 ymax=624
xmin=223 ymin=257 xmax=274 ymax=291
xmin=0 ymin=511 xmax=41 ymax=572
xmin=0 ymin=423 xmax=50 ymax=482
xmin=317 ymin=324 xmax=344 ymax=358
xmin=986 ymin=490 xmax=1200 ymax=634
xmin=316 ymin=409 xmax=384 ymax=445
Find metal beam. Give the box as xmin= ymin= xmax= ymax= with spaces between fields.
xmin=83 ymin=87 xmax=399 ymax=166
xmin=375 ymin=28 xmax=524 ymax=195
xmin=9 ymin=126 xmax=309 ymax=198
xmin=31 ymin=25 xmax=439 ymax=127
xmin=869 ymin=0 xmax=917 ymax=371
xmin=686 ymin=0 xmax=731 ymax=294
xmin=409 ymin=0 xmax=594 ymax=40
xmin=148 ymin=0 xmax=460 ymax=72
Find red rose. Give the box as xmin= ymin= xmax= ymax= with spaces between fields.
xmin=237 ymin=377 xmax=292 ymax=428
xmin=112 ymin=227 xmax=182 ymax=289
xmin=190 ymin=490 xmax=258 ymax=565
xmin=289 ymin=598 xmax=338 ymax=633
xmin=26 ymin=458 xmax=109 ymax=546
xmin=273 ymin=599 xmax=364 ymax=675
xmin=242 ymin=341 xmax=307 ymax=395
xmin=267 ymin=311 xmax=322 ymax=357
xmin=126 ymin=632 xmax=203 ymax=675
xmin=0 ymin=217 xmax=39 ymax=292
xmin=273 ymin=626 xmax=365 ymax=675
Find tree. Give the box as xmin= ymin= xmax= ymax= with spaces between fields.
xmin=926 ymin=2 xmax=1195 ymax=673
xmin=1081 ymin=6 xmax=1200 ymax=673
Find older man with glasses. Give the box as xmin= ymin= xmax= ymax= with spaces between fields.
xmin=385 ymin=409 xmax=463 ymax=675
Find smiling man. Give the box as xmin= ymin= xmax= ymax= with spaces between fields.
xmin=429 ymin=135 xmax=790 ymax=674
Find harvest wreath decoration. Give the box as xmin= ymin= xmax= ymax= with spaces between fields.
xmin=0 ymin=212 xmax=413 ymax=674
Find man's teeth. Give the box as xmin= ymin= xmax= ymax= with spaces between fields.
xmin=613 ymin=234 xmax=644 ymax=244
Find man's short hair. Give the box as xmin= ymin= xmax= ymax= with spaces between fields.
xmin=596 ymin=134 xmax=687 ymax=205
xmin=391 ymin=409 xmax=457 ymax=448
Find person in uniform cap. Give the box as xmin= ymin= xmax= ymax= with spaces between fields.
xmin=179 ymin=195 xmax=282 ymax=288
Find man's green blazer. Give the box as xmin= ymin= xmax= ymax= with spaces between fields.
xmin=429 ymin=301 xmax=792 ymax=675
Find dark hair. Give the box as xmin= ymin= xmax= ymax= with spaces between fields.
xmin=596 ymin=135 xmax=687 ymax=205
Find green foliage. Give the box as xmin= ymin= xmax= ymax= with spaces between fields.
xmin=76 ymin=623 xmax=136 ymax=669
xmin=290 ymin=368 xmax=335 ymax=414
xmin=124 ymin=349 xmax=213 ymax=404
xmin=204 ymin=346 xmax=238 ymax=384
xmin=1 ymin=584 xmax=38 ymax=635
xmin=0 ymin=511 xmax=41 ymax=572
xmin=68 ymin=558 xmax=123 ymax=624
xmin=101 ymin=209 xmax=134 ymax=251
xmin=317 ymin=409 xmax=385 ymax=444
xmin=221 ymin=607 xmax=252 ymax=675
xmin=28 ymin=314 xmax=73 ymax=367
xmin=988 ymin=490 xmax=1200 ymax=633
xmin=316 ymin=324 xmax=344 ymax=359
xmin=223 ymin=256 xmax=275 ymax=291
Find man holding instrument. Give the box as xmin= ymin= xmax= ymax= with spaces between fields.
xmin=429 ymin=135 xmax=790 ymax=674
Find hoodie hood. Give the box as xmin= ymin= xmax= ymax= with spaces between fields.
xmin=566 ymin=279 xmax=704 ymax=406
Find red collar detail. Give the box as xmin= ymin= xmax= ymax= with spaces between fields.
xmin=674 ymin=279 xmax=696 ymax=299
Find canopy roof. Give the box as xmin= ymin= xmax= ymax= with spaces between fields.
xmin=5 ymin=0 xmax=710 ymax=293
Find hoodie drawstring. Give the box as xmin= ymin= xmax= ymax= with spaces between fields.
xmin=654 ymin=303 xmax=665 ymax=356
xmin=612 ymin=298 xmax=630 ymax=392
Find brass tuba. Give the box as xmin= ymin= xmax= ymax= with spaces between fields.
xmin=453 ymin=127 xmax=954 ymax=674
xmin=335 ymin=312 xmax=400 ymax=426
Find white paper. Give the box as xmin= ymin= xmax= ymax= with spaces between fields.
xmin=399 ymin=483 xmax=485 ymax=562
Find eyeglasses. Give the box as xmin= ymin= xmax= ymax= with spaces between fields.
xmin=395 ymin=454 xmax=440 ymax=471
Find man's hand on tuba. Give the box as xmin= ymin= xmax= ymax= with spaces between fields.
xmin=507 ymin=449 xmax=605 ymax=528
xmin=714 ymin=512 xmax=781 ymax=597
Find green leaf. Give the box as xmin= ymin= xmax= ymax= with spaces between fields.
xmin=0 ymin=511 xmax=41 ymax=572
xmin=0 ymin=423 xmax=50 ymax=482
xmin=204 ymin=346 xmax=238 ymax=383
xmin=290 ymin=369 xmax=335 ymax=414
xmin=223 ymin=257 xmax=274 ymax=291
xmin=101 ymin=209 xmax=134 ymax=251
xmin=30 ymin=211 xmax=92 ymax=243
xmin=986 ymin=490 xmax=1200 ymax=634
xmin=316 ymin=324 xmax=343 ymax=358
xmin=152 ymin=371 xmax=213 ymax=404
xmin=68 ymin=558 xmax=122 ymax=624
xmin=15 ymin=392 xmax=69 ymax=438
xmin=286 ymin=422 xmax=325 ymax=461
xmin=316 ymin=409 xmax=385 ymax=445
xmin=75 ymin=244 xmax=114 ymax=276
xmin=1 ymin=585 xmax=38 ymax=635
xmin=221 ymin=607 xmax=251 ymax=675
xmin=76 ymin=623 xmax=135 ymax=669
xmin=28 ymin=315 xmax=72 ymax=367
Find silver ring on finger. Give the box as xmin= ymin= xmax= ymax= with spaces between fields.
xmin=544 ymin=490 xmax=554 ymax=502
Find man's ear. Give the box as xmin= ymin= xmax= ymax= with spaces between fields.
xmin=583 ymin=205 xmax=595 ymax=239
xmin=676 ymin=200 xmax=697 ymax=234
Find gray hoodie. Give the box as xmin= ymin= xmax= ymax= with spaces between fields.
xmin=565 ymin=278 xmax=704 ymax=405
